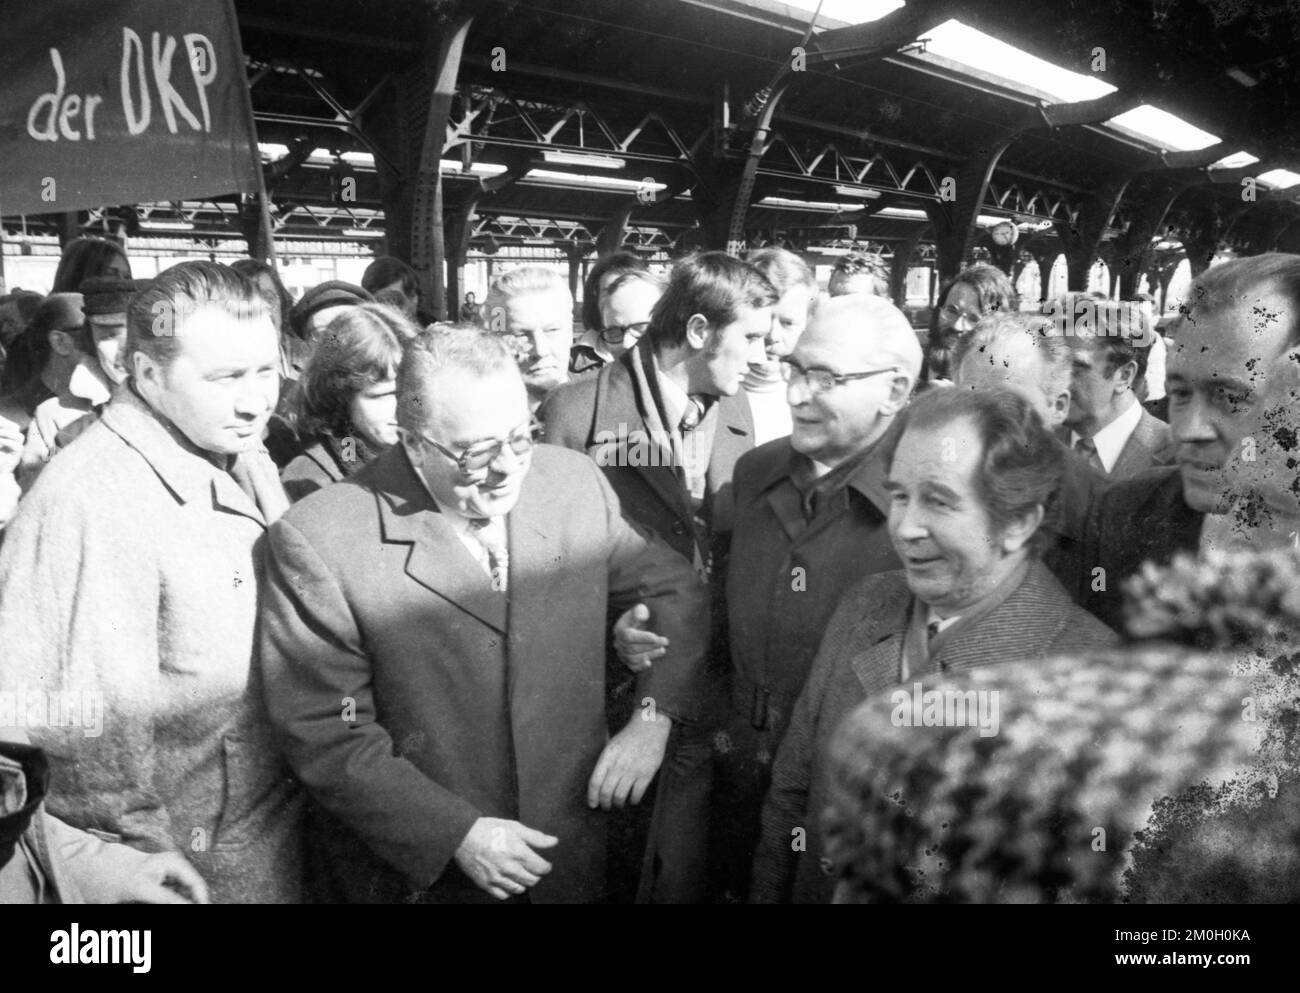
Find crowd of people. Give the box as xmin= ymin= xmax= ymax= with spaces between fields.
xmin=1 ymin=232 xmax=1297 ymax=904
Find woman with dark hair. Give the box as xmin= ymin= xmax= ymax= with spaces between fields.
xmin=922 ymin=263 xmax=1016 ymax=387
xmin=50 ymin=237 xmax=132 ymax=294
xmin=570 ymin=250 xmax=650 ymax=374
xmin=281 ymin=303 xmax=415 ymax=502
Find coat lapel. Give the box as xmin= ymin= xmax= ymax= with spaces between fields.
xmin=933 ymin=561 xmax=1070 ymax=673
xmin=846 ymin=576 xmax=912 ymax=695
xmin=600 ymin=346 xmax=691 ymax=519
xmin=376 ymin=448 xmax=508 ymax=634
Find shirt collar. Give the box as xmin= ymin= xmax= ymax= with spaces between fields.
xmin=576 ymin=330 xmax=613 ymax=362
xmin=654 ymin=355 xmax=691 ymax=429
xmin=1072 ymin=398 xmax=1142 ymax=473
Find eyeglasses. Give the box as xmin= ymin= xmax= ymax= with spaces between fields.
xmin=599 ymin=321 xmax=650 ymax=346
xmin=409 ymin=420 xmax=540 ymax=476
xmin=780 ymin=359 xmax=899 ymax=395
xmin=940 ymin=302 xmax=981 ymax=325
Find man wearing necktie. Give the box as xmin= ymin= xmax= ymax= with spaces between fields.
xmin=260 ymin=327 xmax=709 ymax=903
xmin=1062 ymin=301 xmax=1173 ymax=482
xmin=540 ymin=251 xmax=778 ymax=902
xmin=750 ymin=387 xmax=1116 ymax=903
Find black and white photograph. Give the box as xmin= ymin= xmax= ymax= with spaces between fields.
xmin=0 ymin=0 xmax=1296 ymax=971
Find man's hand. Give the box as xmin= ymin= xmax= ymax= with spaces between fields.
xmin=115 ymin=852 xmax=211 ymax=905
xmin=0 ymin=419 xmax=23 ymax=477
xmin=613 ymin=603 xmax=669 ymax=674
xmin=453 ymin=817 xmax=558 ymax=900
xmin=587 ymin=714 xmax=673 ymax=810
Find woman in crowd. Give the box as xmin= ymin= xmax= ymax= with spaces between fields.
xmin=281 ymin=303 xmax=416 ymax=502
xmin=921 ymin=263 xmax=1015 ymax=386
xmin=743 ymin=247 xmax=818 ymax=445
xmin=50 ymin=237 xmax=132 ymax=295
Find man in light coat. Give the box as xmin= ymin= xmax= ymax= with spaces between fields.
xmin=0 ymin=261 xmax=304 ymax=903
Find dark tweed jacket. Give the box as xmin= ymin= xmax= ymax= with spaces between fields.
xmin=749 ymin=559 xmax=1118 ymax=904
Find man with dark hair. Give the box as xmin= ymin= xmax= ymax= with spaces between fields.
xmin=712 ymin=294 xmax=920 ymax=901
xmin=1086 ymin=253 xmax=1300 ymax=630
xmin=1059 ymin=301 xmax=1173 ymax=480
xmin=0 ymin=261 xmax=303 ymax=903
xmin=259 ymin=327 xmax=708 ymax=903
xmin=568 ymin=270 xmax=663 ymax=378
xmin=572 ymin=251 xmax=650 ymax=375
xmin=540 ymin=250 xmax=777 ymax=902
xmin=750 ymin=387 xmax=1116 ymax=903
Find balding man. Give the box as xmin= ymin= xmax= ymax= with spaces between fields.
xmin=1086 ymin=254 xmax=1300 ymax=629
xmin=952 ymin=312 xmax=1107 ymax=605
xmin=710 ymin=294 xmax=920 ymax=901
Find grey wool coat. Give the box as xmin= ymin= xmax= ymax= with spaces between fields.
xmin=749 ymin=559 xmax=1118 ymax=904
xmin=0 ymin=388 xmax=304 ymax=903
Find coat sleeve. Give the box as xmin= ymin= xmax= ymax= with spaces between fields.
xmin=748 ymin=590 xmax=854 ymax=903
xmin=0 ymin=489 xmax=174 ymax=855
xmin=590 ymin=458 xmax=711 ymax=726
xmin=257 ymin=517 xmax=482 ymax=891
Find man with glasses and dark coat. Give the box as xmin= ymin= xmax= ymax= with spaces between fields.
xmin=259 ymin=328 xmax=709 ymax=904
xmin=710 ymin=294 xmax=921 ymax=901
xmin=569 ymin=269 xmax=663 ymax=378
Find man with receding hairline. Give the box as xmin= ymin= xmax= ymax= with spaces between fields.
xmin=711 ymin=294 xmax=921 ymax=901
xmin=1085 ymin=253 xmax=1300 ymax=630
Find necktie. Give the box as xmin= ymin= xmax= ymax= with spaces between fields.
xmin=679 ymin=395 xmax=710 ymax=433
xmin=927 ymin=620 xmax=941 ymax=647
xmin=1074 ymin=435 xmax=1105 ymax=474
xmin=469 ymin=517 xmax=509 ymax=592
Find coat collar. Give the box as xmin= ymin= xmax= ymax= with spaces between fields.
xmin=752 ymin=417 xmax=899 ymax=514
xmin=373 ymin=446 xmax=509 ymax=634
xmin=847 ymin=559 xmax=1075 ymax=694
xmin=99 ymin=387 xmax=281 ymax=527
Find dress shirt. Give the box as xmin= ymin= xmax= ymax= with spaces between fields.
xmin=1071 ymin=398 xmax=1143 ymax=475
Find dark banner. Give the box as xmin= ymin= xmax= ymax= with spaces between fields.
xmin=0 ymin=0 xmax=260 ymax=216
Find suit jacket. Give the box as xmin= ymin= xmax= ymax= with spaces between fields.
xmin=538 ymin=337 xmax=755 ymax=568
xmin=749 ymin=559 xmax=1118 ymax=904
xmin=1083 ymin=465 xmax=1203 ymax=633
xmin=0 ymin=388 xmax=303 ymax=903
xmin=1042 ymin=443 xmax=1111 ymax=605
xmin=726 ymin=431 xmax=901 ymax=731
xmin=258 ymin=443 xmax=710 ymax=903
xmin=1108 ymin=408 xmax=1176 ymax=481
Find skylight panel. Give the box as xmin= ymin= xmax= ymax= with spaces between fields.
xmin=1104 ymin=105 xmax=1219 ymax=152
xmin=1209 ymin=151 xmax=1259 ymax=169
xmin=906 ymin=19 xmax=1116 ymax=103
xmin=750 ymin=0 xmax=903 ymax=27
xmin=1257 ymin=169 xmax=1300 ymax=190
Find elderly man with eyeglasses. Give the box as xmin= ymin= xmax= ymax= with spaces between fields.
xmin=707 ymin=293 xmax=922 ymax=901
xmin=258 ymin=327 xmax=709 ymax=904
